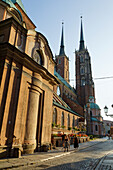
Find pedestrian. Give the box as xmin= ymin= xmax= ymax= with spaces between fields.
xmin=74 ymin=135 xmax=79 ymax=150
xmin=64 ymin=135 xmax=68 ymax=152
xmin=68 ymin=134 xmax=71 ymax=149
xmin=62 ymin=132 xmax=65 ymax=148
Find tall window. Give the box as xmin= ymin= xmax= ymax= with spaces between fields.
xmin=61 ymin=112 xmax=64 ymax=126
xmin=57 ymin=86 xmax=61 ymax=96
xmin=80 ymin=56 xmax=84 ymax=62
xmin=67 ymin=114 xmax=70 ymax=128
xmin=72 ymin=116 xmax=75 ymax=128
xmin=81 ymin=78 xmax=85 ymax=86
xmin=53 ymin=108 xmax=57 ymax=124
xmin=59 ymin=59 xmax=61 ymax=64
xmin=80 ymin=66 xmax=85 ymax=75
xmin=95 ymin=125 xmax=98 ymax=131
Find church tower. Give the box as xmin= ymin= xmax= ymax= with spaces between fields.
xmin=75 ymin=17 xmax=95 ymax=107
xmin=55 ymin=22 xmax=69 ymax=83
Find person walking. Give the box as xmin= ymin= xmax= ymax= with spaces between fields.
xmin=68 ymin=134 xmax=71 ymax=149
xmin=62 ymin=132 xmax=65 ymax=148
xmin=74 ymin=135 xmax=79 ymax=150
xmin=64 ymin=135 xmax=68 ymax=152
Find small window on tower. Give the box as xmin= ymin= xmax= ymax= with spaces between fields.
xmin=80 ymin=56 xmax=84 ymax=62
xmin=81 ymin=78 xmax=85 ymax=86
xmin=58 ymin=69 xmax=60 ymax=74
xmin=59 ymin=59 xmax=61 ymax=64
xmin=80 ymin=67 xmax=85 ymax=75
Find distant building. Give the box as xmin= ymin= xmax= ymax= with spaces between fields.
xmin=103 ymin=120 xmax=113 ymax=135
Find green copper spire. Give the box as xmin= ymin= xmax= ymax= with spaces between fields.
xmin=59 ymin=22 xmax=65 ymax=56
xmin=79 ymin=16 xmax=85 ymax=50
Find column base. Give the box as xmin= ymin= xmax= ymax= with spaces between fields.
xmin=23 ymin=143 xmax=36 ymax=154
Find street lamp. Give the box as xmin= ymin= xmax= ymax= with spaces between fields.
xmin=104 ymin=106 xmax=108 ymax=116
xmin=104 ymin=105 xmax=113 ymax=117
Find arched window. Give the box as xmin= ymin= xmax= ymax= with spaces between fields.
xmin=72 ymin=116 xmax=75 ymax=128
xmin=67 ymin=114 xmax=70 ymax=128
xmin=90 ymin=111 xmax=92 ymax=117
xmin=59 ymin=59 xmax=61 ymax=64
xmin=80 ymin=56 xmax=84 ymax=62
xmin=81 ymin=78 xmax=85 ymax=86
xmin=33 ymin=49 xmax=43 ymax=65
xmin=57 ymin=86 xmax=61 ymax=96
xmin=61 ymin=112 xmax=64 ymax=126
xmin=80 ymin=66 xmax=85 ymax=75
xmin=53 ymin=108 xmax=57 ymax=124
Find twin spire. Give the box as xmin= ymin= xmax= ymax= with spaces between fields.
xmin=59 ymin=22 xmax=65 ymax=56
xmin=59 ymin=17 xmax=85 ymax=55
xmin=79 ymin=16 xmax=85 ymax=50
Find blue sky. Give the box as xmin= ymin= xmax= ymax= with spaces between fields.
xmin=22 ymin=0 xmax=113 ymax=120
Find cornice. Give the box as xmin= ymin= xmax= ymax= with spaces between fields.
xmin=0 ymin=42 xmax=59 ymax=85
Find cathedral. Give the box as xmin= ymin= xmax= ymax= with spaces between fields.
xmin=75 ymin=18 xmax=104 ymax=136
xmin=0 ymin=0 xmax=104 ymax=158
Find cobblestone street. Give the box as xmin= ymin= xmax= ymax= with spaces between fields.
xmin=7 ymin=139 xmax=113 ymax=170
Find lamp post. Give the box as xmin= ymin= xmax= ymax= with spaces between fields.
xmin=104 ymin=105 xmax=113 ymax=118
xmin=104 ymin=105 xmax=113 ymax=139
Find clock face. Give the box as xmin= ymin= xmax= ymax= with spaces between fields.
xmin=89 ymin=98 xmax=94 ymax=103
xmin=33 ymin=50 xmax=42 ymax=65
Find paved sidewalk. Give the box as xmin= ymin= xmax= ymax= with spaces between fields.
xmin=0 ymin=138 xmax=108 ymax=169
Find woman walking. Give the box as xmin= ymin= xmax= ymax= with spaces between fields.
xmin=74 ymin=135 xmax=79 ymax=150
xmin=64 ymin=135 xmax=68 ymax=152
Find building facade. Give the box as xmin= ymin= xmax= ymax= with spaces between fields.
xmin=75 ymin=18 xmax=104 ymax=136
xmin=0 ymin=0 xmax=58 ymax=157
xmin=53 ymin=23 xmax=84 ymax=137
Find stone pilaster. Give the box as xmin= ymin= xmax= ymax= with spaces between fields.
xmin=23 ymin=83 xmax=40 ymax=154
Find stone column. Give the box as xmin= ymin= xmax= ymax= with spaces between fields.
xmin=23 ymin=85 xmax=40 ymax=154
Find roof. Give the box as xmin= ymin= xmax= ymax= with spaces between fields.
xmin=54 ymin=70 xmax=76 ymax=93
xmin=86 ymin=102 xmax=100 ymax=110
xmin=90 ymin=103 xmax=100 ymax=109
xmin=11 ymin=0 xmax=26 ymax=14
xmin=89 ymin=96 xmax=94 ymax=99
xmin=53 ymin=93 xmax=83 ymax=118
xmin=2 ymin=0 xmax=23 ymax=21
xmin=91 ymin=117 xmax=99 ymax=122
